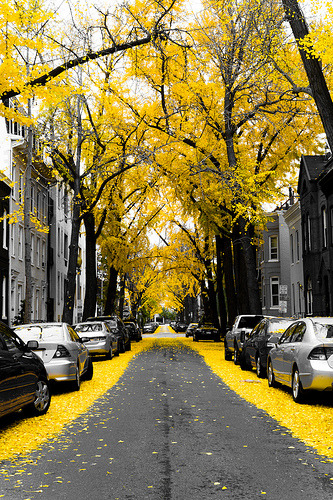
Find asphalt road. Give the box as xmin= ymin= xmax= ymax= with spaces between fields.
xmin=1 ymin=338 xmax=333 ymax=499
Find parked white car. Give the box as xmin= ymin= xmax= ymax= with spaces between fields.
xmin=14 ymin=323 xmax=93 ymax=391
xmin=267 ymin=317 xmax=333 ymax=402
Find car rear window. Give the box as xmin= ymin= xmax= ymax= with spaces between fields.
xmin=15 ymin=325 xmax=65 ymax=341
xmin=76 ymin=323 xmax=103 ymax=332
xmin=314 ymin=323 xmax=333 ymax=340
xmin=238 ymin=316 xmax=262 ymax=329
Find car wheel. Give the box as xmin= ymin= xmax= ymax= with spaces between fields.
xmin=239 ymin=352 xmax=249 ymax=370
xmin=224 ymin=344 xmax=232 ymax=361
xmin=126 ymin=340 xmax=131 ymax=351
xmin=233 ymin=346 xmax=240 ymax=365
xmin=292 ymin=367 xmax=304 ymax=403
xmin=193 ymin=335 xmax=198 ymax=342
xmin=106 ymin=347 xmax=113 ymax=360
xmin=27 ymin=378 xmax=51 ymax=416
xmin=72 ymin=365 xmax=81 ymax=391
xmin=84 ymin=357 xmax=94 ymax=380
xmin=119 ymin=340 xmax=126 ymax=353
xmin=267 ymin=361 xmax=277 ymax=388
xmin=256 ymin=355 xmax=265 ymax=378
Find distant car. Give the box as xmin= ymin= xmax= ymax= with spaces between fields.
xmin=124 ymin=321 xmax=142 ymax=342
xmin=193 ymin=323 xmax=220 ymax=342
xmin=143 ymin=322 xmax=158 ymax=334
xmin=267 ymin=317 xmax=333 ymax=402
xmin=174 ymin=322 xmax=188 ymax=332
xmin=74 ymin=321 xmax=118 ymax=359
xmin=240 ymin=317 xmax=294 ymax=377
xmin=14 ymin=323 xmax=93 ymax=391
xmin=87 ymin=316 xmax=131 ymax=353
xmin=224 ymin=315 xmax=264 ymax=363
xmin=185 ymin=323 xmax=198 ymax=337
xmin=0 ymin=321 xmax=51 ymax=419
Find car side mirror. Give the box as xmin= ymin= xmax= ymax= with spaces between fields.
xmin=26 ymin=340 xmax=39 ymax=349
xmin=267 ymin=335 xmax=280 ymax=348
xmin=240 ymin=329 xmax=246 ymax=343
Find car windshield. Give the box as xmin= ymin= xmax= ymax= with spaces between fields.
xmin=238 ymin=316 xmax=262 ymax=329
xmin=314 ymin=322 xmax=333 ymax=340
xmin=76 ymin=323 xmax=103 ymax=332
xmin=15 ymin=325 xmax=65 ymax=341
xmin=268 ymin=320 xmax=294 ymax=335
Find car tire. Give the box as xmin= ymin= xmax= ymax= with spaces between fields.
xmin=26 ymin=377 xmax=51 ymax=416
xmin=239 ymin=352 xmax=249 ymax=370
xmin=267 ymin=360 xmax=277 ymax=388
xmin=224 ymin=344 xmax=232 ymax=361
xmin=84 ymin=357 xmax=94 ymax=380
xmin=292 ymin=367 xmax=304 ymax=403
xmin=72 ymin=365 xmax=81 ymax=391
xmin=120 ymin=340 xmax=126 ymax=353
xmin=256 ymin=355 xmax=265 ymax=378
xmin=106 ymin=347 xmax=113 ymax=360
xmin=193 ymin=335 xmax=198 ymax=342
xmin=126 ymin=341 xmax=131 ymax=351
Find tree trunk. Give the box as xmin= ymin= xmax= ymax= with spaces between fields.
xmin=232 ymin=222 xmax=250 ymax=314
xmin=62 ymin=98 xmax=82 ymax=324
xmin=238 ymin=217 xmax=262 ymax=314
xmin=118 ymin=273 xmax=126 ymax=319
xmin=82 ymin=212 xmax=97 ymax=320
xmin=282 ymin=0 xmax=333 ymax=152
xmin=23 ymin=101 xmax=33 ymax=324
xmin=104 ymin=266 xmax=118 ymax=315
xmin=220 ymin=233 xmax=238 ymax=327
xmin=215 ymin=234 xmax=227 ymax=336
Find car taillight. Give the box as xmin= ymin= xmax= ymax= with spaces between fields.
xmin=53 ymin=345 xmax=70 ymax=358
xmin=308 ymin=346 xmax=333 ymax=360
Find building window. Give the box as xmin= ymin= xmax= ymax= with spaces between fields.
xmin=307 ymin=214 xmax=312 ymax=251
xmin=307 ymin=278 xmax=313 ymax=315
xmin=261 ymin=277 xmax=266 ymax=308
xmin=296 ymin=230 xmax=300 ymax=261
xmin=322 ymin=207 xmax=328 ymax=249
xmin=18 ymin=226 xmax=24 ymax=259
xmin=2 ymin=275 xmax=7 ymax=319
xmin=36 ymin=237 xmax=40 ymax=267
xmin=270 ymin=276 xmax=279 ymax=308
xmin=269 ymin=235 xmax=278 ymax=261
xmin=292 ymin=283 xmax=295 ymax=316
xmin=31 ymin=234 xmax=35 ymax=265
xmin=2 ymin=209 xmax=8 ymax=250
xmin=42 ymin=240 xmax=46 ymax=267
xmin=290 ymin=234 xmax=294 ymax=264
xmin=10 ymin=224 xmax=15 ymax=257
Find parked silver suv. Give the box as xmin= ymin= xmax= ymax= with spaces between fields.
xmin=224 ymin=315 xmax=263 ymax=364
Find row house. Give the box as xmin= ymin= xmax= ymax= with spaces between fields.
xmin=260 ymin=153 xmax=333 ymax=319
xmin=298 ymin=154 xmax=333 ymax=316
xmin=259 ymin=209 xmax=292 ymax=317
xmin=0 ymin=102 xmax=86 ymax=326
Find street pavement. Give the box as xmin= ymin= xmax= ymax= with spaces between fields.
xmin=1 ymin=332 xmax=333 ymax=499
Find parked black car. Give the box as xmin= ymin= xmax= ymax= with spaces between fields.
xmin=124 ymin=321 xmax=142 ymax=342
xmin=240 ymin=317 xmax=294 ymax=377
xmin=87 ymin=316 xmax=131 ymax=353
xmin=174 ymin=322 xmax=188 ymax=332
xmin=143 ymin=322 xmax=158 ymax=333
xmin=0 ymin=321 xmax=51 ymax=419
xmin=193 ymin=323 xmax=220 ymax=342
xmin=225 ymin=315 xmax=264 ymax=363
